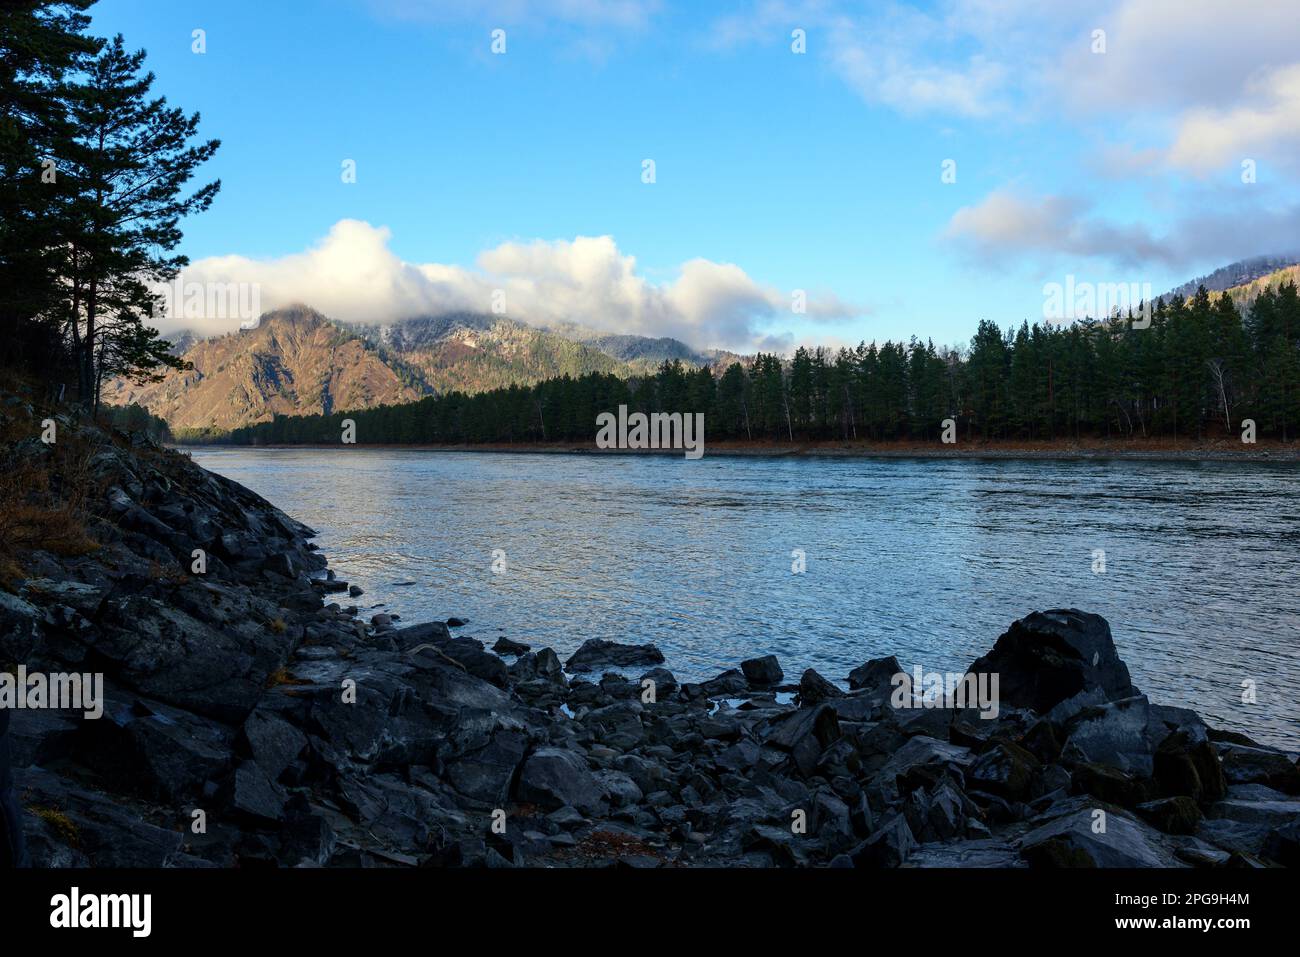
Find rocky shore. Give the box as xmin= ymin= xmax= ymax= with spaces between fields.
xmin=1 ymin=397 xmax=1297 ymax=868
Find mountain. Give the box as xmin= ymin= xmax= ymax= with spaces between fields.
xmin=353 ymin=313 xmax=639 ymax=393
xmin=105 ymin=306 xmax=430 ymax=436
xmin=108 ymin=308 xmax=731 ymax=434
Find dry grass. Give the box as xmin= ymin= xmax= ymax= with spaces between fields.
xmin=0 ymin=457 xmax=100 ymax=587
xmin=264 ymin=664 xmax=309 ymax=688
xmin=28 ymin=805 xmax=81 ymax=847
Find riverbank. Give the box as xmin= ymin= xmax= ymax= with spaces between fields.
xmin=2 ymin=388 xmax=1298 ymax=868
xmin=177 ymin=436 xmax=1300 ymax=463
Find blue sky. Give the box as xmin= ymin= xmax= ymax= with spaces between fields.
xmin=91 ymin=0 xmax=1300 ymax=352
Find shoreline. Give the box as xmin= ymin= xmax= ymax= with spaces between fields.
xmin=4 ymin=397 xmax=1297 ymax=870
xmin=178 ymin=438 xmax=1300 ymax=463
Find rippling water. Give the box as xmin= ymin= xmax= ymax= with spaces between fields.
xmin=190 ymin=448 xmax=1300 ymax=749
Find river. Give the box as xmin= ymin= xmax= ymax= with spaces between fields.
xmin=189 ymin=448 xmax=1300 ymax=749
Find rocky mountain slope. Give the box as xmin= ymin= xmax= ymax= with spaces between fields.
xmin=107 ymin=309 xmax=728 ymax=435
xmin=104 ymin=307 xmax=429 ymax=436
xmin=356 ymin=313 xmax=642 ymax=394
xmin=1 ymin=387 xmax=1296 ymax=868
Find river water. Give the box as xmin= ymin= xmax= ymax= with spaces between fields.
xmin=190 ymin=448 xmax=1300 ymax=749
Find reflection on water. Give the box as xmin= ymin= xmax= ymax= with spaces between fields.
xmin=191 ymin=448 xmax=1300 ymax=749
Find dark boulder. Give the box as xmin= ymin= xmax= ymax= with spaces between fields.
xmin=967 ymin=610 xmax=1135 ymax=715
xmin=516 ymin=748 xmax=604 ymax=813
xmin=741 ymin=655 xmax=784 ymax=686
xmin=565 ymin=639 xmax=664 ymax=673
xmin=798 ymin=668 xmax=844 ymax=705
xmin=848 ymin=655 xmax=903 ymax=697
xmin=492 ymin=636 xmax=531 ymax=656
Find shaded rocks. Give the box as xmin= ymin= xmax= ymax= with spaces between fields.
xmin=228 ymin=761 xmax=288 ymax=824
xmin=1218 ymin=742 xmax=1300 ymax=794
xmin=765 ymin=703 xmax=842 ymax=776
xmin=493 ymin=636 xmax=531 ymax=656
xmin=565 ymin=639 xmax=665 ymax=673
xmin=1136 ymin=796 xmax=1203 ymax=834
xmin=240 ymin=710 xmax=308 ymax=782
xmin=850 ymin=813 xmax=917 ymax=867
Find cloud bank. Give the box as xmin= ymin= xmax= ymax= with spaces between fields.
xmin=164 ymin=220 xmax=860 ymax=353
xmin=942 ymin=189 xmax=1300 ymax=272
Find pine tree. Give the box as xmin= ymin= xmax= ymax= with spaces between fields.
xmin=59 ymin=34 xmax=220 ymax=409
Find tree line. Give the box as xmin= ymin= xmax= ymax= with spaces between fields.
xmin=1 ymin=1 xmax=216 ymax=408
xmin=200 ymin=283 xmax=1300 ymax=447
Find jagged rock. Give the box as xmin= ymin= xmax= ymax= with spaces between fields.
xmin=1020 ymin=807 xmax=1184 ymax=867
xmin=229 ymin=761 xmax=288 ymax=824
xmin=241 ymin=710 xmax=308 ymax=782
xmin=849 ymin=813 xmax=916 ymax=867
xmin=1060 ymin=695 xmax=1154 ymax=777
xmin=741 ymin=655 xmax=784 ymax=686
xmin=848 ymin=655 xmax=902 ymax=696
xmin=18 ymin=766 xmax=185 ymax=867
xmin=968 ymin=609 xmax=1136 ymax=714
xmin=967 ymin=742 xmax=1039 ymax=801
xmin=444 ymin=728 xmax=528 ymax=805
xmin=1218 ymin=743 xmax=1300 ymax=794
xmin=765 ymin=703 xmax=841 ymax=776
xmin=798 ymin=668 xmax=844 ymax=705
xmin=1207 ymin=791 xmax=1300 ymax=827
xmin=564 ymin=639 xmax=664 ymax=673
xmin=875 ymin=736 xmax=973 ymax=798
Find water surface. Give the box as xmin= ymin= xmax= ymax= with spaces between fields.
xmin=190 ymin=449 xmax=1300 ymax=749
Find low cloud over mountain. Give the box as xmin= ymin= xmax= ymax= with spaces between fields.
xmin=165 ymin=220 xmax=862 ymax=354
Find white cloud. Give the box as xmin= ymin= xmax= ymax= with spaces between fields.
xmin=714 ymin=0 xmax=1300 ymax=171
xmin=1165 ymin=65 xmax=1300 ymax=175
xmin=161 ymin=220 xmax=862 ymax=353
xmin=943 ymin=188 xmax=1300 ymax=270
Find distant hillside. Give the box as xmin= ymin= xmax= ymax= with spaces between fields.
xmin=1163 ymin=255 xmax=1300 ymax=302
xmin=1219 ymin=264 xmax=1300 ymax=313
xmin=105 ymin=306 xmax=430 ymax=435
